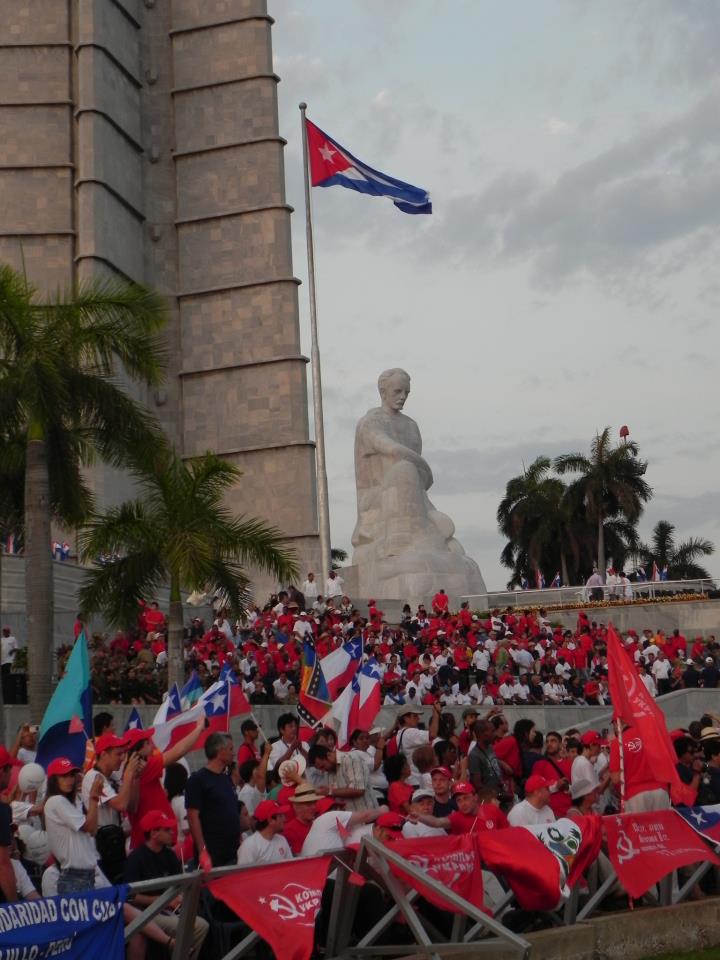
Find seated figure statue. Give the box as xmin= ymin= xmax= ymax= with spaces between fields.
xmin=351 ymin=368 xmax=486 ymax=603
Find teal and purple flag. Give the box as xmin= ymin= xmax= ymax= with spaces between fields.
xmin=36 ymin=630 xmax=92 ymax=770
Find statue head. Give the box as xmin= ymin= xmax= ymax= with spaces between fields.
xmin=378 ymin=368 xmax=411 ymax=413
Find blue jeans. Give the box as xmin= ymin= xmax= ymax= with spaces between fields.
xmin=57 ymin=868 xmax=96 ymax=893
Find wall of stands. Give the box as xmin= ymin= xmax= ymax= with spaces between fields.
xmin=3 ymin=688 xmax=718 ymax=753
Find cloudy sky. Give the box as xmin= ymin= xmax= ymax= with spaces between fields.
xmin=268 ymin=0 xmax=720 ymax=590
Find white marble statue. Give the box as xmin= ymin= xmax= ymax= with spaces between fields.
xmin=351 ymin=368 xmax=486 ymax=602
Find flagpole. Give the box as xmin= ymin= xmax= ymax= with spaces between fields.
xmin=299 ymin=102 xmax=331 ymax=582
xmin=616 ymin=718 xmax=625 ymax=812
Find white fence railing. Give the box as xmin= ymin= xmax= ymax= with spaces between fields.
xmin=462 ymin=577 xmax=718 ymax=610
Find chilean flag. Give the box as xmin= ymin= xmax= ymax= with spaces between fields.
xmin=319 ymin=635 xmax=363 ymax=699
xmin=325 ymin=658 xmax=383 ymax=747
xmin=676 ymin=805 xmax=720 ymax=844
xmin=550 ymin=572 xmax=561 ymax=588
xmin=305 ymin=118 xmax=432 ymax=214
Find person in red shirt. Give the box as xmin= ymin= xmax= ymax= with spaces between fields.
xmin=237 ymin=719 xmax=261 ymax=766
xmin=411 ymin=781 xmax=509 ymax=834
xmin=283 ymin=784 xmax=326 ymax=854
xmin=532 ymin=731 xmax=572 ymax=817
xmin=609 ymin=725 xmax=670 ymax=812
xmin=126 ymin=718 xmax=207 ymax=850
xmin=431 ymin=589 xmax=449 ymax=614
xmin=145 ymin=601 xmax=166 ymax=632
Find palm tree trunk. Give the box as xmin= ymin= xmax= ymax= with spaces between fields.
xmin=560 ymin=551 xmax=569 ymax=587
xmin=597 ymin=514 xmax=606 ymax=583
xmin=25 ymin=436 xmax=54 ymax=717
xmin=167 ymin=573 xmax=185 ymax=691
xmin=0 ymin=538 xmax=5 ymax=745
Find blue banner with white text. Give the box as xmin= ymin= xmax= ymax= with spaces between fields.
xmin=0 ymin=884 xmax=127 ymax=960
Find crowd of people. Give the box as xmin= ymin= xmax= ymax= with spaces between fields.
xmin=4 ymin=575 xmax=718 ymax=708
xmin=2 ymin=692 xmax=720 ymax=951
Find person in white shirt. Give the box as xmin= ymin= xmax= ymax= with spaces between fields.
xmin=300 ymin=807 xmax=393 ymax=856
xmin=394 ymin=704 xmax=441 ymax=785
xmin=472 ymin=647 xmax=490 ymax=676
xmin=507 ymin=775 xmax=556 ymax=827
xmin=640 ymin=666 xmax=658 ymax=697
xmin=213 ymin=615 xmax=234 ymax=643
xmin=571 ymin=734 xmax=602 ymax=790
xmin=402 ymin=789 xmax=446 ymax=838
xmin=324 ymin=571 xmax=344 ymax=598
xmin=468 ymin=682 xmax=494 ymax=706
xmin=1 ymin=627 xmax=18 ymax=703
xmin=302 ymin=573 xmax=319 ymax=601
xmin=651 ymin=651 xmax=672 ymax=693
xmin=273 ymin=673 xmax=292 ymax=702
xmin=237 ymin=800 xmax=293 ymax=865
xmin=268 ymin=714 xmax=307 ymax=771
xmin=293 ymin=612 xmax=314 ymax=640
xmin=514 ymin=677 xmax=530 ymax=702
xmin=44 ymin=757 xmax=105 ymax=892
xmin=81 ymin=734 xmax=141 ymax=829
xmin=498 ymin=679 xmax=516 ymax=703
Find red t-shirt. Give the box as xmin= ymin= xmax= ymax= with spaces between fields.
xmin=448 ymin=805 xmax=507 ymax=834
xmin=129 ymin=752 xmax=173 ymax=850
xmin=237 ymin=742 xmax=260 ymax=767
xmin=284 ymin=816 xmax=312 ymax=855
xmin=532 ymin=758 xmax=572 ymax=817
xmin=609 ymin=732 xmax=667 ymax=800
xmin=494 ymin=737 xmax=522 ymax=778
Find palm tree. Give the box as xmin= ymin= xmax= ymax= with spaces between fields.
xmin=0 ymin=265 xmax=167 ymax=715
xmin=637 ymin=521 xmax=714 ymax=580
xmin=554 ymin=428 xmax=652 ymax=581
xmin=77 ymin=448 xmax=299 ymax=689
xmin=497 ymin=457 xmax=579 ymax=588
xmin=331 ymin=547 xmax=348 ymax=570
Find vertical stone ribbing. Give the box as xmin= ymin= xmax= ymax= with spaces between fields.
xmin=169 ymin=0 xmax=320 ymax=578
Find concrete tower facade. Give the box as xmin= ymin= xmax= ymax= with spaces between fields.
xmin=0 ymin=0 xmax=320 ymax=587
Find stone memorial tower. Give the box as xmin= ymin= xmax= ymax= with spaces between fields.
xmin=0 ymin=0 xmax=320 ymax=585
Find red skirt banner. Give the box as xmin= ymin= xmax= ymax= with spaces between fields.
xmin=387 ymin=834 xmax=484 ymax=913
xmin=209 ymin=856 xmax=332 ymax=960
xmin=604 ymin=810 xmax=720 ymax=899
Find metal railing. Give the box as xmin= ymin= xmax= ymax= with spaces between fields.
xmin=462 ymin=578 xmax=718 ymax=611
xmin=121 ymin=829 xmax=720 ymax=959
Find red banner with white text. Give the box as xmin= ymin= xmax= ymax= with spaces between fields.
xmin=388 ymin=834 xmax=485 ymax=913
xmin=209 ymin=856 xmax=332 ymax=960
xmin=604 ymin=810 xmax=720 ymax=899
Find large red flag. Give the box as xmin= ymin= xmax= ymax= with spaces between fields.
xmin=475 ymin=816 xmax=601 ymax=911
xmin=387 ymin=835 xmax=484 ymax=913
xmin=604 ymin=811 xmax=720 ymax=899
xmin=606 ymin=625 xmax=695 ymax=806
xmin=209 ymin=856 xmax=332 ymax=960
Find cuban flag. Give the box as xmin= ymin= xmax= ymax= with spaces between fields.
xmin=636 ymin=566 xmax=647 ymax=582
xmin=661 ymin=564 xmax=669 ymax=581
xmin=550 ymin=572 xmax=561 ymax=588
xmin=325 ymin=658 xmax=383 ymax=748
xmin=306 ymin=118 xmax=431 ymax=214
xmin=520 ymin=576 xmax=529 ymax=590
xmin=676 ymin=805 xmax=720 ymax=844
xmin=319 ymin=635 xmax=363 ymax=698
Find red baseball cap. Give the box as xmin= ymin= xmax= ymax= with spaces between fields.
xmin=525 ymin=775 xmax=552 ymax=794
xmin=430 ymin=766 xmax=453 ymax=779
xmin=580 ymin=731 xmax=602 ymax=746
xmin=47 ymin=757 xmax=80 ymax=777
xmin=376 ymin=812 xmax=404 ymax=831
xmin=139 ymin=810 xmax=176 ymax=833
xmin=94 ymin=733 xmax=131 ymax=754
xmin=452 ymin=781 xmax=476 ymax=796
xmin=254 ymin=800 xmax=290 ymax=821
xmin=0 ymin=747 xmax=22 ymax=769
xmin=123 ymin=728 xmax=155 ymax=748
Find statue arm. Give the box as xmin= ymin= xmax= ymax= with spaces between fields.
xmin=360 ymin=420 xmax=433 ymax=489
